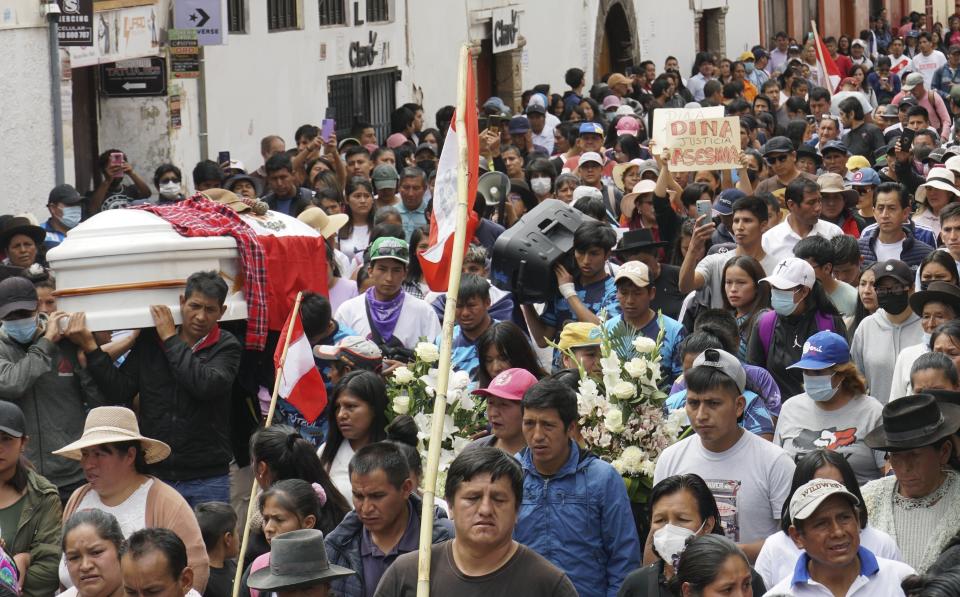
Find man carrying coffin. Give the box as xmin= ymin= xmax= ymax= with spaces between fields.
xmin=64 ymin=271 xmax=242 ymax=508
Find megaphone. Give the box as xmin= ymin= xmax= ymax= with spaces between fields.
xmin=478 ymin=171 xmax=510 ymax=207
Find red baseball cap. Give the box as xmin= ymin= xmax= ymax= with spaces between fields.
xmin=472 ymin=368 xmax=538 ymax=401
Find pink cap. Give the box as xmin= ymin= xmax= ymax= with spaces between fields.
xmin=602 ymin=95 xmax=622 ymax=110
xmin=472 ymin=368 xmax=538 ymax=401
xmin=616 ymin=116 xmax=640 ymax=136
xmin=386 ymin=133 xmax=409 ymax=149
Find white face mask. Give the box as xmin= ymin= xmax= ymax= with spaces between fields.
xmin=653 ymin=521 xmax=705 ymax=566
xmin=158 ymin=181 xmax=180 ymax=198
xmin=530 ymin=176 xmax=552 ymax=196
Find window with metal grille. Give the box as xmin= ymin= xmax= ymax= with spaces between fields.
xmin=366 ymin=0 xmax=389 ymax=22
xmin=227 ymin=0 xmax=246 ymax=33
xmin=328 ymin=68 xmax=399 ymax=142
xmin=268 ymin=0 xmax=299 ymax=31
xmin=318 ymin=0 xmax=346 ymax=27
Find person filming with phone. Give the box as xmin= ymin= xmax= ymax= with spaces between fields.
xmin=88 ymin=149 xmax=152 ymax=212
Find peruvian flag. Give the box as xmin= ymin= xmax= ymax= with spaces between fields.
xmin=274 ymin=306 xmax=327 ymax=423
xmin=812 ymin=22 xmax=842 ymax=93
xmin=418 ymin=55 xmax=480 ymax=291
xmin=239 ymin=211 xmax=328 ymax=331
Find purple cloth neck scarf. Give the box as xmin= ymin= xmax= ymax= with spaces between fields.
xmin=366 ymin=287 xmax=405 ymax=341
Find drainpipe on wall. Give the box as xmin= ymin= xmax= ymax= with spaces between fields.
xmin=197 ymin=47 xmax=209 ymax=160
xmin=43 ymin=0 xmax=65 ymax=185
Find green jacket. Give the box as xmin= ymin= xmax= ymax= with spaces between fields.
xmin=12 ymin=470 xmax=62 ymax=597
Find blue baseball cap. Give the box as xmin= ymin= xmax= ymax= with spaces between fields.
xmin=845 ymin=167 xmax=880 ymax=186
xmin=508 ymin=116 xmax=531 ymax=135
xmin=715 ymin=189 xmax=745 ymax=215
xmin=579 ymin=122 xmax=605 ymax=136
xmin=788 ymin=331 xmax=850 ymax=370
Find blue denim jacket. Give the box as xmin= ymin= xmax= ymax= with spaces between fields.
xmin=514 ymin=442 xmax=641 ymax=597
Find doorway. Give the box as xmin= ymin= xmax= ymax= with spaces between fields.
xmin=71 ymin=66 xmax=100 ymax=194
xmin=601 ymin=2 xmax=634 ymax=76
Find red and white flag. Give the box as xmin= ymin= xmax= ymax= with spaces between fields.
xmin=812 ymin=22 xmax=842 ymax=93
xmin=418 ymin=55 xmax=480 ymax=291
xmin=274 ymin=306 xmax=327 ymax=423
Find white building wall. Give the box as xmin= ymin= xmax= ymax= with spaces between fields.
xmin=0 ymin=26 xmax=57 ymax=218
xmin=200 ymin=0 xmax=412 ymax=173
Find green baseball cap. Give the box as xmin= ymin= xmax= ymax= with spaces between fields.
xmin=369 ymin=237 xmax=410 ymax=264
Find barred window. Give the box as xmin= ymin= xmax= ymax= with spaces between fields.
xmin=318 ymin=0 xmax=346 ymax=27
xmin=268 ymin=0 xmax=299 ymax=32
xmin=227 ymin=0 xmax=246 ymax=33
xmin=366 ymin=0 xmax=389 ymax=22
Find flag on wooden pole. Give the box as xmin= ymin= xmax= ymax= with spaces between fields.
xmin=273 ymin=307 xmax=327 ymax=422
xmin=418 ymin=56 xmax=480 ymax=292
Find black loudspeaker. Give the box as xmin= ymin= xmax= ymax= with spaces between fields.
xmin=490 ymin=199 xmax=586 ymax=303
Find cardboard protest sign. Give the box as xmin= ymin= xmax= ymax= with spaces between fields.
xmin=654 ymin=111 xmax=741 ymax=172
xmin=651 ymin=105 xmax=724 ymax=148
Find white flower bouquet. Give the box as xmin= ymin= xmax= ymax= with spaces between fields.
xmin=385 ymin=341 xmax=487 ymax=490
xmin=553 ymin=312 xmax=688 ymax=502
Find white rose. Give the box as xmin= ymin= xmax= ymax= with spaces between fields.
xmin=632 ymin=336 xmax=657 ymax=354
xmin=415 ymin=342 xmax=441 ymax=363
xmin=621 ymin=445 xmax=644 ymax=472
xmin=392 ymin=393 xmax=411 ymax=415
xmin=604 ymin=406 xmax=625 ymax=433
xmin=392 ymin=366 xmax=415 ymax=385
xmin=624 ymin=358 xmax=648 ymax=379
xmin=611 ymin=381 xmax=637 ymax=401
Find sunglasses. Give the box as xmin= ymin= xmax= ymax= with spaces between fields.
xmin=765 ymin=154 xmax=790 ymax=165
xmin=374 ymin=244 xmax=410 ymax=261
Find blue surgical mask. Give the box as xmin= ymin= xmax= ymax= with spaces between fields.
xmin=3 ymin=316 xmax=37 ymax=344
xmin=744 ymin=62 xmax=755 ymax=74
xmin=770 ymin=288 xmax=799 ymax=316
xmin=803 ymin=372 xmax=839 ymax=402
xmin=60 ymin=206 xmax=82 ymax=229
xmin=922 ymin=331 xmax=932 ymax=347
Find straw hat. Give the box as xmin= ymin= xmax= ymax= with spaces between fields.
xmin=297 ymin=207 xmax=349 ymax=239
xmin=53 ymin=407 xmax=171 ymax=464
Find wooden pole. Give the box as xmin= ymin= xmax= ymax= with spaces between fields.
xmin=416 ymin=44 xmax=472 ymax=597
xmin=231 ymin=291 xmax=305 ymax=597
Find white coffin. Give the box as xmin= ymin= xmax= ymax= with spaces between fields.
xmin=45 ymin=209 xmax=248 ymax=332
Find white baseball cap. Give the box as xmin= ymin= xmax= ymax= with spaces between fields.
xmin=614 ymin=260 xmax=651 ymax=288
xmin=578 ymin=152 xmax=604 ymax=168
xmin=761 ymin=257 xmax=816 ymax=290
xmin=572 ymin=186 xmax=603 ymax=202
xmin=789 ymin=479 xmax=859 ymax=521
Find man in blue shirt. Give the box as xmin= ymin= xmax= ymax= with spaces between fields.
xmin=515 ymin=379 xmax=640 ymax=597
xmin=436 ymin=274 xmax=495 ymax=380
xmin=43 ymin=184 xmax=83 ymax=250
xmin=261 ymin=153 xmax=313 ymax=216
xmin=522 ymin=221 xmax=620 ymax=370
xmin=395 ymin=167 xmax=429 ymax=241
xmin=603 ymin=260 xmax=686 ymax=385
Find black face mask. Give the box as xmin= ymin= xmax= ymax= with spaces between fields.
xmin=914 ymin=146 xmax=933 ymax=162
xmin=920 ymin=280 xmax=931 ymax=291
xmin=416 ymin=160 xmax=436 ymax=177
xmin=877 ymin=291 xmax=910 ymax=314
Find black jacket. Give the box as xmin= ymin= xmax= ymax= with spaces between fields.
xmin=85 ymin=326 xmax=241 ymax=481
xmin=262 ymin=187 xmax=313 ymax=217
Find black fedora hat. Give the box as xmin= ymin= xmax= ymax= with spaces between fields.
xmin=613 ymin=228 xmax=669 ymax=253
xmin=246 ymin=529 xmax=354 ymax=591
xmin=864 ymin=394 xmax=960 ymax=451
xmin=909 ymin=281 xmax=960 ymax=317
xmin=0 ymin=217 xmax=44 ymax=250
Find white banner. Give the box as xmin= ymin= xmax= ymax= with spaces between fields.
xmin=68 ymin=5 xmax=161 ymax=68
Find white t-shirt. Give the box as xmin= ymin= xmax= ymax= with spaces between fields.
xmin=653 ymin=431 xmax=796 ymax=543
xmin=695 ymin=250 xmax=780 ymax=308
xmin=764 ymin=552 xmax=914 ymax=597
xmin=334 ymin=291 xmax=442 ymax=349
xmin=875 ymin=239 xmax=904 ymax=263
xmin=338 ymin=225 xmax=369 ymax=261
xmin=60 ymin=479 xmax=155 ymax=588
xmin=319 ymin=441 xmax=355 ymax=508
xmin=773 ymin=393 xmax=885 ymax=483
xmin=912 ymin=50 xmax=948 ymax=88
xmin=762 ymin=219 xmax=845 ymax=264
xmin=755 ymin=527 xmax=903 ymax=590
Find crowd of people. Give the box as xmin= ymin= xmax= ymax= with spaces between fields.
xmin=8 ymin=8 xmax=960 ymax=597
